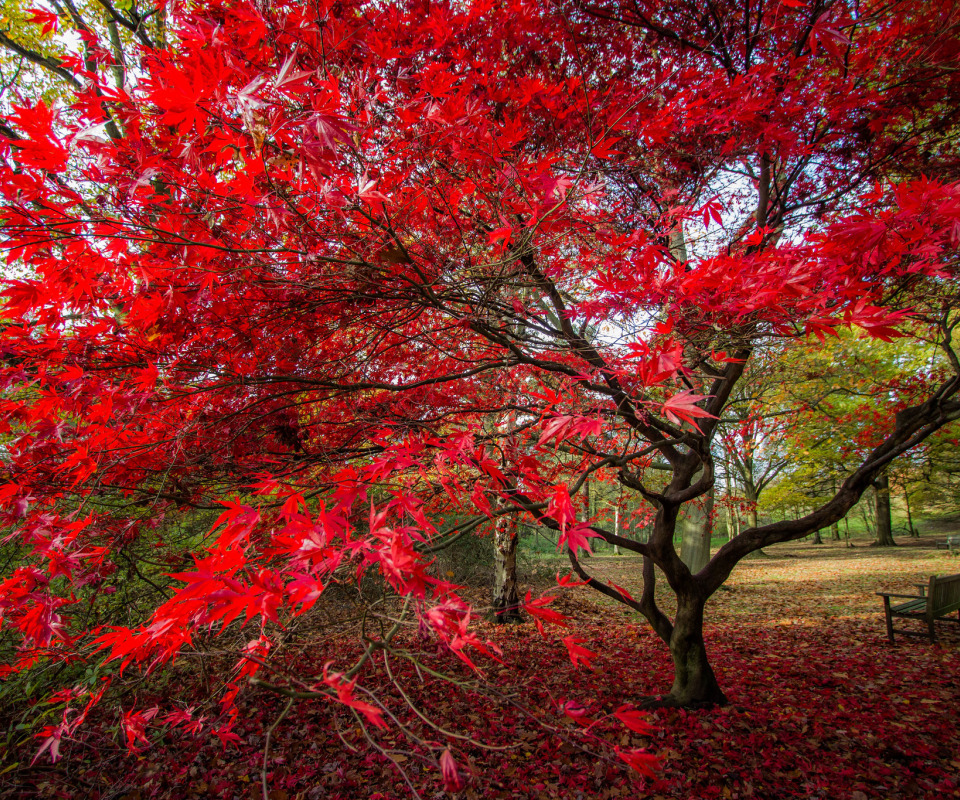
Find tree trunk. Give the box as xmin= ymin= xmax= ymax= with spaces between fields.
xmin=903 ymin=485 xmax=917 ymax=537
xmin=745 ymin=484 xmax=759 ymax=529
xmin=874 ymin=473 xmax=896 ymax=547
xmin=665 ymin=593 xmax=728 ymax=707
xmin=680 ymin=489 xmax=714 ymax=574
xmin=811 ymin=528 xmax=823 ymax=544
xmin=581 ymin=477 xmax=593 ymax=557
xmin=830 ymin=480 xmax=841 ymax=540
xmin=743 ymin=485 xmax=766 ymax=558
xmin=492 ymin=516 xmax=522 ymax=623
xmin=859 ymin=503 xmax=871 ymax=533
xmin=723 ymin=457 xmax=735 ymax=541
xmin=724 ymin=502 xmax=735 ymax=541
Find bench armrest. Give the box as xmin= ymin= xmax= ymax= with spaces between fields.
xmin=876 ymin=592 xmax=927 ymax=599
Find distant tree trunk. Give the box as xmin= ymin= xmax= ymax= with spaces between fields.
xmin=830 ymin=479 xmax=841 ymax=540
xmin=811 ymin=528 xmax=823 ymax=544
xmin=492 ymin=515 xmax=521 ymax=623
xmin=680 ymin=488 xmax=714 ymax=574
xmin=723 ymin=465 xmax=735 ymax=541
xmin=612 ymin=507 xmax=620 ymax=555
xmin=581 ymin=477 xmax=593 ymax=557
xmin=744 ymin=482 xmax=759 ymax=530
xmin=903 ymin=485 xmax=918 ymax=537
xmin=743 ymin=483 xmax=766 ymax=557
xmin=724 ymin=502 xmax=735 ymax=542
xmin=874 ymin=473 xmax=896 ymax=547
xmin=859 ymin=489 xmax=876 ymax=537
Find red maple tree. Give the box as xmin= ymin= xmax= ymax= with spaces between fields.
xmin=1 ymin=0 xmax=959 ymax=766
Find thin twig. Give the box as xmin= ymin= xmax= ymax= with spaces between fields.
xmin=262 ymin=698 xmax=294 ymax=800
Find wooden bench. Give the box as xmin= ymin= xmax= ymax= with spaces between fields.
xmin=935 ymin=535 xmax=960 ymax=552
xmin=878 ymin=573 xmax=960 ymax=643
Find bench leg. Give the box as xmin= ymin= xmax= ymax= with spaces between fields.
xmin=928 ymin=619 xmax=937 ymax=643
xmin=884 ymin=597 xmax=895 ymax=643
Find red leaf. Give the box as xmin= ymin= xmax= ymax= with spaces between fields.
xmin=561 ymin=699 xmax=594 ymax=725
xmin=522 ymin=590 xmax=569 ymax=636
xmin=546 ymin=485 xmax=576 ymax=528
xmin=538 ymin=414 xmax=602 ymax=447
xmin=557 ymin=523 xmax=601 ymax=556
xmin=610 ymin=582 xmax=635 ymax=602
xmin=662 ymin=390 xmax=717 ymax=432
xmin=439 ymin=748 xmax=464 ymax=791
xmin=557 ymin=571 xmax=589 ymax=588
xmin=25 ymin=8 xmax=60 ymax=35
xmin=487 ymin=226 xmax=513 ymax=245
xmin=358 ymin=175 xmax=389 ymax=204
xmin=614 ymin=705 xmax=656 ymax=734
xmin=616 ymin=746 xmax=658 ymax=777
xmin=562 ymin=636 xmax=597 ymax=670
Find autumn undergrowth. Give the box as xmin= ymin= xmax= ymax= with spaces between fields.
xmin=3 ymin=538 xmax=959 ymax=800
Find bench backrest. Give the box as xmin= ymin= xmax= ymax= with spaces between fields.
xmin=928 ymin=573 xmax=960 ymax=616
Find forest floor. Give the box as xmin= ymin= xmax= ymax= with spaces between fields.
xmin=6 ymin=537 xmax=960 ymax=800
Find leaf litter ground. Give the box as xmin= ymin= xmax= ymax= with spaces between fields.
xmin=7 ymin=538 xmax=960 ymax=800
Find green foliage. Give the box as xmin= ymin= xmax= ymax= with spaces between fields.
xmin=748 ymin=330 xmax=960 ymax=525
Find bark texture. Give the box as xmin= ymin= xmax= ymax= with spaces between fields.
xmin=680 ymin=488 xmax=714 ymax=574
xmin=874 ymin=473 xmax=896 ymax=546
xmin=666 ymin=594 xmax=728 ymax=707
xmin=903 ymin=486 xmax=917 ymax=537
xmin=492 ymin=516 xmax=522 ymax=623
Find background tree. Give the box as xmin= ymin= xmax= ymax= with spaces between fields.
xmin=755 ymin=332 xmax=956 ymax=542
xmin=718 ymin=355 xmax=794 ymax=536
